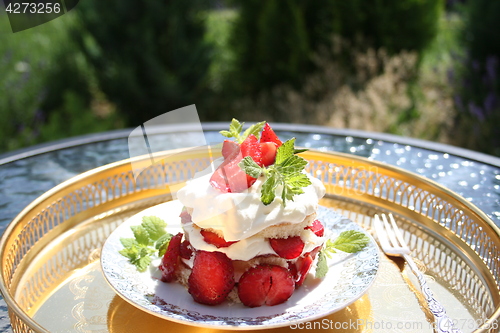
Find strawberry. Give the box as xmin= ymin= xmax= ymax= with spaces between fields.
xmin=305 ymin=219 xmax=324 ymax=237
xmin=179 ymin=239 xmax=194 ymax=259
xmin=200 ymin=229 xmax=238 ymax=248
xmin=159 ymin=232 xmax=183 ymax=283
xmin=221 ymin=140 xmax=240 ymax=160
xmin=260 ymin=142 xmax=277 ymax=166
xmin=240 ymin=134 xmax=263 ymax=187
xmin=240 ymin=134 xmax=263 ymax=166
xmin=293 ymin=254 xmax=314 ymax=287
xmin=188 ymin=251 xmax=235 ymax=305
xmin=260 ymin=123 xmax=282 ymax=147
xmin=209 ymin=150 xmax=248 ymax=193
xmin=180 ymin=209 xmax=192 ymax=224
xmin=237 ymin=265 xmax=295 ymax=307
xmin=269 ymin=236 xmax=305 ymax=259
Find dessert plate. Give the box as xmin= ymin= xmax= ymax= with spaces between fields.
xmin=101 ymin=200 xmax=380 ymax=330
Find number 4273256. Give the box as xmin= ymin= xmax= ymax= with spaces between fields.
xmin=5 ymin=2 xmax=61 ymax=14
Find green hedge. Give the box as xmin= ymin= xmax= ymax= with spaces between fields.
xmin=229 ymin=0 xmax=443 ymax=95
xmin=74 ymin=0 xmax=211 ymax=126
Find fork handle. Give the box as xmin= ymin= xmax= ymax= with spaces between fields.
xmin=403 ymin=254 xmax=462 ymax=333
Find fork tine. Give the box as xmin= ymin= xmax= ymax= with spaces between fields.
xmin=373 ymin=214 xmax=390 ymax=248
xmin=381 ymin=214 xmax=399 ymax=247
xmin=388 ymin=214 xmax=407 ymax=248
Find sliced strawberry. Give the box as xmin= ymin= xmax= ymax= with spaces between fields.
xmin=294 ymin=254 xmax=314 ymax=287
xmin=200 ymin=229 xmax=238 ymax=248
xmin=308 ymin=245 xmax=322 ymax=260
xmin=240 ymin=134 xmax=263 ymax=187
xmin=238 ymin=265 xmax=295 ymax=307
xmin=159 ymin=232 xmax=183 ymax=283
xmin=260 ymin=123 xmax=282 ymax=147
xmin=240 ymin=134 xmax=263 ymax=165
xmin=209 ymin=150 xmax=248 ymax=193
xmin=260 ymin=142 xmax=277 ymax=166
xmin=180 ymin=209 xmax=192 ymax=224
xmin=179 ymin=239 xmax=194 ymax=259
xmin=188 ymin=251 xmax=235 ymax=305
xmin=221 ymin=140 xmax=240 ymax=160
xmin=305 ymin=219 xmax=324 ymax=237
xmin=269 ymin=236 xmax=305 ymax=259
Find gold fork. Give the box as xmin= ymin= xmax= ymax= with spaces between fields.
xmin=373 ymin=213 xmax=462 ymax=333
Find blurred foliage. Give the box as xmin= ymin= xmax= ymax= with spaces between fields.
xmin=73 ymin=0 xmax=212 ymax=126
xmin=228 ymin=0 xmax=444 ymax=97
xmin=0 ymin=12 xmax=121 ymax=153
xmin=450 ymin=0 xmax=500 ymax=156
xmin=1 ymin=0 xmax=499 ymax=157
xmin=228 ymin=0 xmax=310 ymax=95
xmin=330 ymin=0 xmax=444 ymax=55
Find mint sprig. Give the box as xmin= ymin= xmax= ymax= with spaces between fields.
xmin=315 ymin=230 xmax=370 ymax=278
xmin=119 ymin=216 xmax=173 ymax=272
xmin=239 ymin=138 xmax=311 ymax=206
xmin=220 ymin=118 xmax=266 ymax=144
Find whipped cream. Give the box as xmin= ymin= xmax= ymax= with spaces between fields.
xmin=176 ymin=158 xmax=326 ymax=242
xmin=183 ymin=222 xmax=325 ymax=261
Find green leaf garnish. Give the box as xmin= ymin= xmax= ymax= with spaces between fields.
xmin=315 ymin=230 xmax=370 ymax=278
xmin=220 ymin=118 xmax=266 ymax=143
xmin=315 ymin=251 xmax=329 ymax=279
xmin=142 ymin=216 xmax=167 ymax=241
xmin=119 ymin=215 xmax=173 ymax=272
xmin=327 ymin=230 xmax=371 ymax=253
xmin=239 ymin=138 xmax=312 ymax=206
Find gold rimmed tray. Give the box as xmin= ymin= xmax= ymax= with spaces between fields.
xmin=1 ymin=148 xmax=499 ymax=333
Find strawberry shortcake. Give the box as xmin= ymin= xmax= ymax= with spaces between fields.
xmin=158 ymin=119 xmax=327 ymax=307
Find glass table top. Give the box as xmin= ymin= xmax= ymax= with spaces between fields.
xmin=0 ymin=123 xmax=499 ymax=332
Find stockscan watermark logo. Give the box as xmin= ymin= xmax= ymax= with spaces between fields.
xmin=3 ymin=0 xmax=79 ymax=32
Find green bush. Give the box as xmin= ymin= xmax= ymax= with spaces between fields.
xmin=451 ymin=0 xmax=500 ymax=156
xmin=228 ymin=0 xmax=443 ymax=97
xmin=74 ymin=0 xmax=212 ymax=126
xmin=229 ymin=0 xmax=310 ymax=95
xmin=331 ymin=0 xmax=443 ymax=55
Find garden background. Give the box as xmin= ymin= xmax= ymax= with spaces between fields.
xmin=1 ymin=0 xmax=499 ymax=156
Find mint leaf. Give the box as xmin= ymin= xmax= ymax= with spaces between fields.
xmin=229 ymin=118 xmax=243 ymax=137
xmin=242 ymin=121 xmax=266 ymax=141
xmin=219 ymin=130 xmax=232 ymax=138
xmin=315 ymin=251 xmax=329 ymax=279
xmin=294 ymin=148 xmax=308 ymax=154
xmin=239 ymin=135 xmax=313 ymax=206
xmin=156 ymin=233 xmax=173 ymax=257
xmin=261 ymin=174 xmax=278 ymax=205
xmin=329 ymin=230 xmax=370 ymax=253
xmin=315 ymin=230 xmax=370 ymax=279
xmin=275 ymin=138 xmax=296 ymax=164
xmin=220 ymin=119 xmax=267 ymax=143
xmin=135 ymin=254 xmax=152 ymax=272
xmin=239 ymin=156 xmax=264 ymax=178
xmin=131 ymin=225 xmax=150 ymax=246
xmin=119 ymin=246 xmax=139 ymax=261
xmin=286 ymin=173 xmax=312 ymax=188
xmin=118 ymin=215 xmax=174 ymax=272
xmin=120 ymin=237 xmax=137 ymax=249
xmin=279 ymin=155 xmax=308 ymax=175
xmin=142 ymin=216 xmax=167 ymax=241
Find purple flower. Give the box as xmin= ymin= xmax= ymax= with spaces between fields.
xmin=468 ymin=102 xmax=485 ymax=122
xmin=483 ymin=93 xmax=498 ymax=114
xmin=472 ymin=60 xmax=480 ymax=72
xmin=486 ymin=56 xmax=498 ymax=83
xmin=454 ymin=95 xmax=464 ymax=112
